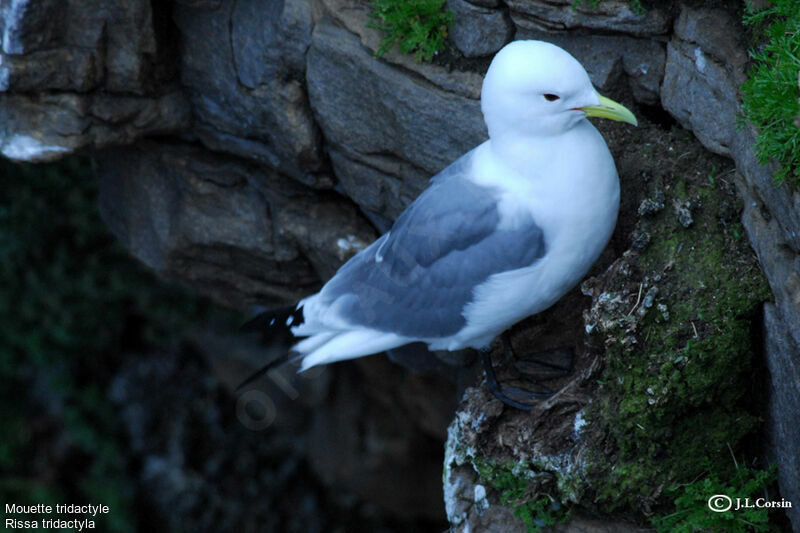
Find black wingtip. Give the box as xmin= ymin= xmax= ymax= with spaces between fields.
xmin=240 ymin=304 xmax=301 ymax=333
xmin=236 ymin=305 xmax=306 ymax=391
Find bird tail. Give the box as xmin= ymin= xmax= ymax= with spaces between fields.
xmin=236 ymin=305 xmax=305 ymax=391
xmin=238 ymin=303 xmax=413 ymax=381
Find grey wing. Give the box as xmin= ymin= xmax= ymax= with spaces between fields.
xmin=318 ymin=153 xmax=546 ymax=338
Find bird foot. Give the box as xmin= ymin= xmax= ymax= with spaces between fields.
xmin=481 ymin=350 xmax=548 ymax=410
xmin=510 ymin=346 xmax=573 ymax=382
xmin=480 ymin=337 xmax=574 ymax=410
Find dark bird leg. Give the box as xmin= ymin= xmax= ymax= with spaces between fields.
xmin=481 ymin=335 xmax=556 ymax=410
xmin=235 ymin=351 xmax=293 ymax=392
xmin=481 ymin=334 xmax=575 ymax=410
xmin=512 ymin=345 xmax=573 ymax=381
xmin=481 ymin=348 xmax=539 ymax=411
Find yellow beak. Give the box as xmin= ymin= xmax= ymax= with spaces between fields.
xmin=581 ymin=95 xmax=638 ymax=126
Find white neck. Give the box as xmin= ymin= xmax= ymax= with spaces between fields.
xmin=486 ymin=120 xmax=591 ymax=178
xmin=470 ymin=119 xmax=620 ymax=251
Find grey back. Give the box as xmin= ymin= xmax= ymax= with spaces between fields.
xmin=318 ymin=152 xmax=546 ymax=338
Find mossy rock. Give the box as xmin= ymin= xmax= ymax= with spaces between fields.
xmin=444 ymin=117 xmax=774 ymax=530
xmin=582 ymin=125 xmax=772 ymax=515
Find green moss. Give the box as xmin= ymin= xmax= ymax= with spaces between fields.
xmin=652 ymin=462 xmax=778 ymax=533
xmin=585 ymin=166 xmax=772 ymax=514
xmin=740 ymin=0 xmax=800 ymax=185
xmin=473 ymin=458 xmax=572 ymax=533
xmin=368 ymin=0 xmax=453 ymax=62
xmin=572 ymin=0 xmax=645 ymax=14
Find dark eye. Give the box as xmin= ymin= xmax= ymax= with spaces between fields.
xmin=543 ymin=94 xmax=560 ymax=102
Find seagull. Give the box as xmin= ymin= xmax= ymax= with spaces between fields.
xmin=241 ymin=40 xmax=637 ymax=407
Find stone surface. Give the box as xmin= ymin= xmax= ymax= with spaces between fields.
xmin=661 ymin=11 xmax=800 ymax=528
xmin=661 ymin=6 xmax=750 ymax=156
xmin=517 ymin=29 xmax=666 ymax=104
xmin=316 ymin=0 xmax=485 ymax=99
xmin=173 ymin=0 xmax=326 ymax=187
xmin=174 ymin=0 xmax=223 ymax=7
xmin=1 ymin=0 xmax=65 ymax=55
xmin=737 ymin=176 xmax=800 ymax=530
xmin=662 ymin=2 xmax=800 ymax=353
xmin=0 ymin=47 xmax=103 ymax=92
xmin=462 ymin=0 xmax=500 ymax=8
xmin=762 ymin=305 xmax=800 ymax=529
xmin=736 ymin=161 xmax=800 ymax=353
xmin=328 ymin=148 xmax=426 ymax=225
xmin=0 ymin=90 xmax=190 ymax=162
xmin=662 ymin=46 xmax=735 ymax=155
xmin=733 ymin=123 xmax=800 ymax=255
xmin=0 ymin=0 xmax=184 ymax=158
xmin=108 ymin=336 xmax=453 ymax=530
xmin=94 ymin=142 xmax=375 ymax=309
xmin=447 ymin=0 xmax=514 ymax=58
xmin=443 ymin=388 xmax=646 ymax=533
xmin=619 ymin=37 xmax=667 ymax=105
xmin=2 ymin=0 xmax=800 ymax=530
xmin=103 ymin=0 xmax=161 ymax=93
xmin=307 ymin=22 xmax=487 ymax=216
xmin=0 ymin=0 xmax=168 ymax=93
xmin=307 ymin=357 xmax=457 ymax=519
xmin=443 ymin=387 xmax=525 ymax=533
xmin=506 ymin=0 xmax=673 ymax=36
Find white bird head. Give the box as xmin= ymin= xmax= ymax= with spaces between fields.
xmin=481 ymin=40 xmax=637 ymax=140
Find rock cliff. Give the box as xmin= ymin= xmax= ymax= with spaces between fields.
xmin=2 ymin=0 xmax=797 ymax=530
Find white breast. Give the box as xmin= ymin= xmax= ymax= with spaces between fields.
xmin=445 ymin=121 xmax=620 ymax=350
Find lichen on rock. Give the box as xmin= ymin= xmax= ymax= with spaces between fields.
xmin=581 ymin=139 xmax=772 ymax=514
xmin=444 ymin=118 xmax=772 ymax=530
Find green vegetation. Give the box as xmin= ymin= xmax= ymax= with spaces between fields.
xmin=652 ymin=462 xmax=778 ymax=533
xmin=455 ymin=139 xmax=778 ymax=530
xmin=514 ymin=497 xmax=570 ymax=533
xmin=741 ymin=0 xmax=800 ymax=185
xmin=583 ymin=143 xmax=773 ymax=516
xmin=572 ymin=0 xmax=645 ymax=14
xmin=474 ymin=459 xmax=571 ymax=533
xmin=0 ymin=158 xmax=224 ymax=531
xmin=368 ymin=0 xmax=453 ymax=62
